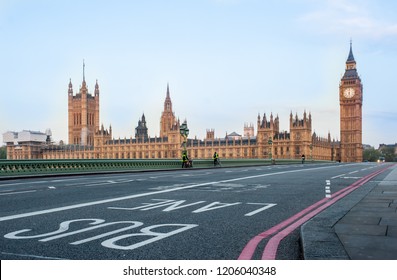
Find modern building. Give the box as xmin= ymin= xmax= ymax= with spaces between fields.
xmin=3 ymin=130 xmax=51 ymax=159
xmin=4 ymin=43 xmax=364 ymax=162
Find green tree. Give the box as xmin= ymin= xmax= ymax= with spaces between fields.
xmin=363 ymin=148 xmax=380 ymax=162
xmin=379 ymin=146 xmax=396 ymax=162
xmin=0 ymin=145 xmax=6 ymax=159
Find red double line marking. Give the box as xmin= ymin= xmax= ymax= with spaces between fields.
xmin=238 ymin=166 xmax=392 ymax=260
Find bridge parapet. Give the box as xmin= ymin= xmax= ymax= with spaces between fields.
xmin=0 ymin=158 xmax=333 ymax=179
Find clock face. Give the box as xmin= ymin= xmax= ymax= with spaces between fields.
xmin=343 ymin=87 xmax=355 ymax=98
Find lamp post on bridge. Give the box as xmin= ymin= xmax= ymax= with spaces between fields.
xmin=179 ymin=121 xmax=189 ymax=157
xmin=268 ymin=137 xmax=274 ymax=164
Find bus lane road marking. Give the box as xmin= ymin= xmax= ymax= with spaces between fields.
xmin=108 ymin=198 xmax=277 ymax=216
xmin=0 ymin=165 xmax=342 ymax=223
xmin=3 ymin=218 xmax=199 ymax=252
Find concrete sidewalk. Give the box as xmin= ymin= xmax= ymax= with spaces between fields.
xmin=301 ymin=164 xmax=397 ymax=260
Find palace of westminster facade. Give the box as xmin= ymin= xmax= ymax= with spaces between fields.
xmin=4 ymin=44 xmax=363 ymax=162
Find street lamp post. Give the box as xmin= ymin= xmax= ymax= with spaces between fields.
xmin=179 ymin=121 xmax=189 ymax=156
xmin=268 ymin=137 xmax=274 ymax=164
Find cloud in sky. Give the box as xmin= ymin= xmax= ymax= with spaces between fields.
xmin=299 ymin=0 xmax=397 ymax=39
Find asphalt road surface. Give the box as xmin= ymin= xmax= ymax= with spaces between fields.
xmin=0 ymin=162 xmax=391 ymax=260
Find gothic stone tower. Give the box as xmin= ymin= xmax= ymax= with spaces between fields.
xmin=68 ymin=63 xmax=100 ymax=146
xmin=160 ymin=84 xmax=177 ymax=138
xmin=257 ymin=113 xmax=279 ymax=158
xmin=339 ymin=42 xmax=363 ymax=162
xmin=290 ymin=111 xmax=312 ymax=158
xmin=135 ymin=113 xmax=149 ymax=141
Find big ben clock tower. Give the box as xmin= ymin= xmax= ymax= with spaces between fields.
xmin=339 ymin=42 xmax=363 ymax=162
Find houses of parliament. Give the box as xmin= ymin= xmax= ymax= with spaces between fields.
xmin=4 ymin=44 xmax=363 ymax=162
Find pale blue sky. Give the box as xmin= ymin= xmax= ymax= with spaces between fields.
xmin=1 ymin=0 xmax=396 ymax=147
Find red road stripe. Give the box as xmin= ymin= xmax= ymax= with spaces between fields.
xmin=238 ymin=198 xmax=327 ymax=260
xmin=238 ymin=166 xmax=391 ymax=260
xmin=261 ymin=167 xmax=389 ymax=260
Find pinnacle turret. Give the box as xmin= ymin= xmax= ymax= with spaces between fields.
xmin=95 ymin=79 xmax=99 ymax=96
xmin=68 ymin=79 xmax=73 ymax=96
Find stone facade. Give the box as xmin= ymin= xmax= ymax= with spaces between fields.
xmin=39 ymin=84 xmax=338 ymax=161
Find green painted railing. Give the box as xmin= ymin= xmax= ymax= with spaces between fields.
xmin=0 ymin=158 xmax=334 ymax=178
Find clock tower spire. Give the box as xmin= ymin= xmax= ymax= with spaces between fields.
xmin=347 ymin=40 xmax=355 ymax=63
xmin=339 ymin=41 xmax=363 ymax=162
